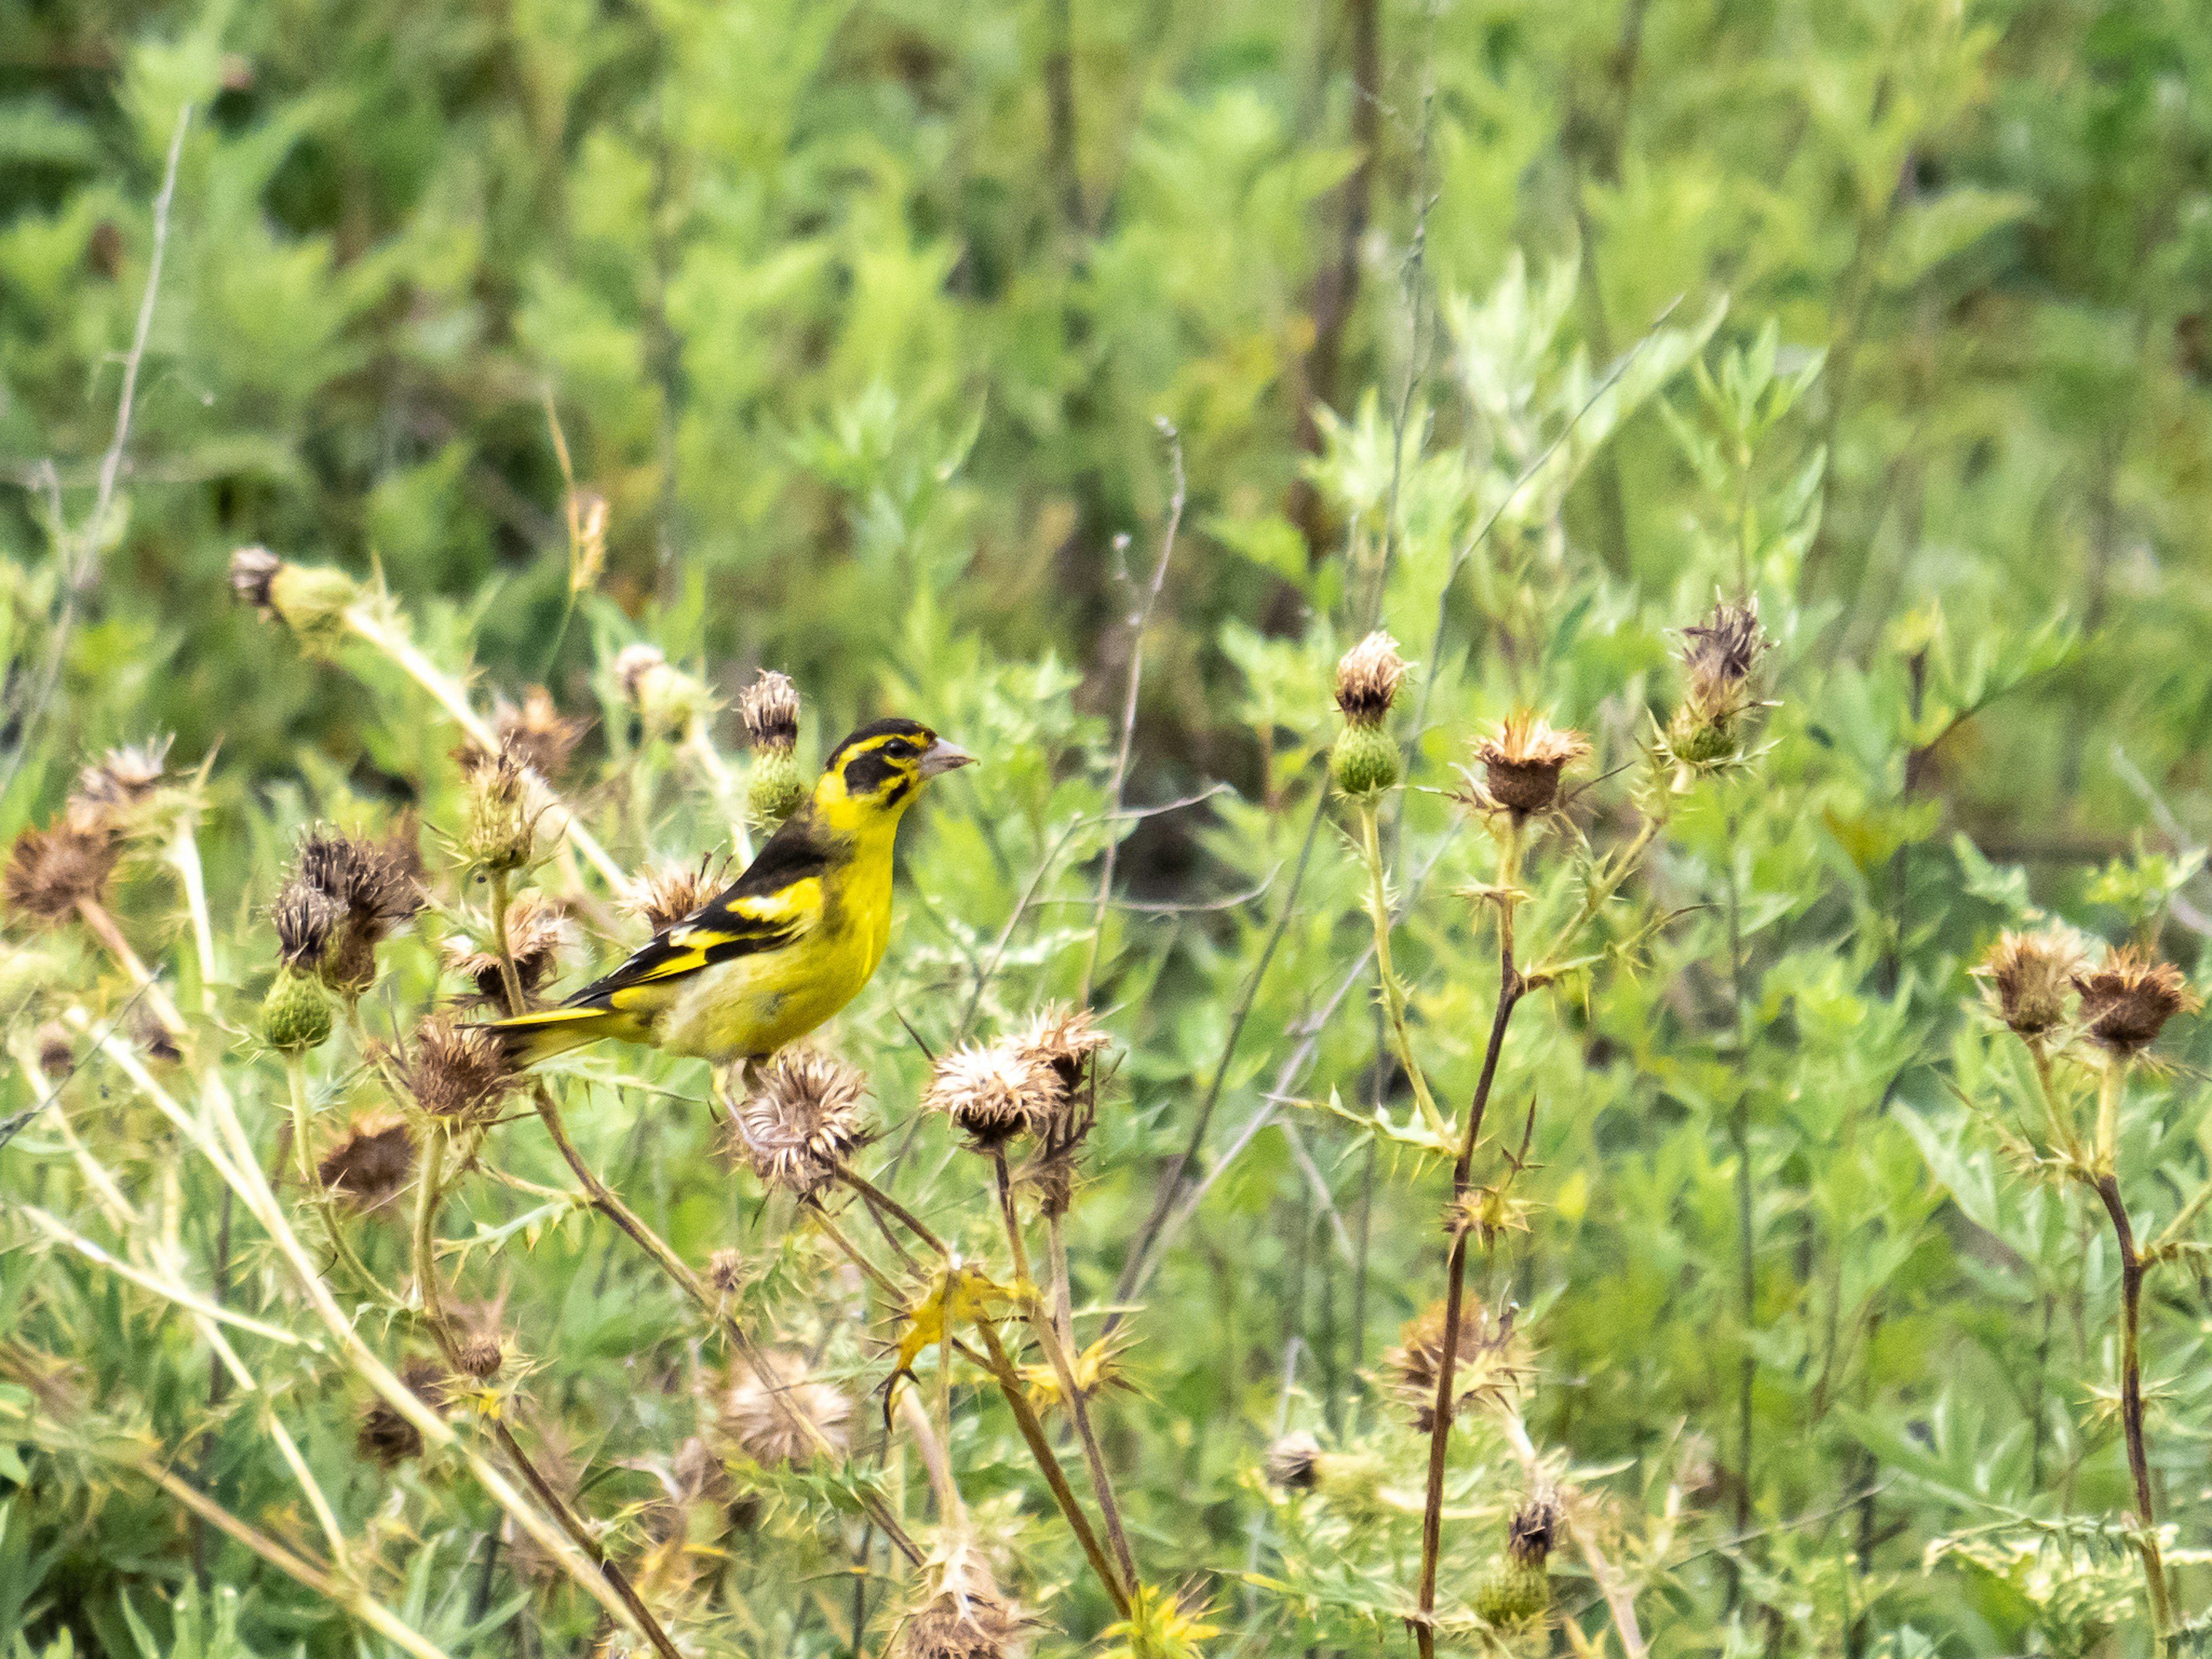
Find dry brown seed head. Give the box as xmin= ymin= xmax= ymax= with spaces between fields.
xmin=458 ymin=1336 xmax=503 ymax=1379
xmin=1508 ymin=1495 xmax=1561 ymax=1565
xmin=1676 ymin=599 xmax=1774 ymax=742
xmin=720 ymin=1351 xmax=851 ymax=1469
xmin=1265 ymin=1431 xmax=1323 ymax=1490
xmin=272 ymin=881 xmax=341 ymax=971
xmin=732 ymin=1048 xmax=872 ymax=1195
xmin=924 ymin=1040 xmax=1059 ymax=1149
xmin=896 ymin=1547 xmax=1027 ymax=1659
xmin=493 ymin=687 xmax=586 ymax=781
xmin=3 ymin=820 xmax=118 ymax=925
xmin=1973 ymin=928 xmax=2084 ymax=1039
xmin=1334 ymin=631 xmax=1408 ymax=728
xmin=627 ymin=858 xmax=722 ymax=935
xmin=357 ymin=1361 xmax=448 ymax=1468
xmin=446 ymin=891 xmax=577 ymax=1003
xmin=2073 ymin=946 xmax=2200 ymax=1055
xmin=1018 ymin=1002 xmax=1111 ymax=1101
xmin=36 ymin=1021 xmax=71 ymax=1078
xmin=708 ymin=1248 xmax=745 ymax=1296
xmin=740 ymin=670 xmax=802 ymax=752
xmin=228 ymin=546 xmax=282 ymax=612
xmin=1473 ymin=712 xmax=1592 ymax=816
xmin=613 ymin=642 xmax=668 ymax=702
xmin=407 ymin=1016 xmax=521 ymax=1123
xmin=72 ymin=736 xmax=172 ymax=821
xmin=1385 ymin=1297 xmax=1525 ymax=1430
xmin=317 ymin=1111 xmax=416 ymax=1211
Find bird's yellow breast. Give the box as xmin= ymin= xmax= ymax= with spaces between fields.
xmin=657 ymin=839 xmax=895 ymax=1062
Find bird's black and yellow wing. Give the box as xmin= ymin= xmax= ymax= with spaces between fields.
xmin=488 ymin=817 xmax=835 ymax=1065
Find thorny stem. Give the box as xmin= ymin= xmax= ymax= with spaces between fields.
xmin=1357 ymin=797 xmax=1449 ymax=1139
xmin=487 ymin=869 xmax=528 ymax=1014
xmin=896 ymin=1387 xmax=968 ymax=1530
xmin=412 ymin=1115 xmax=685 ymax=1659
xmin=838 ymin=1161 xmax=951 ymax=1260
xmin=994 ymin=1150 xmax=1139 ymax=1592
xmin=1413 ymin=817 xmax=1527 ymax=1659
xmin=2091 ymin=1166 xmax=2173 ymax=1649
xmin=529 ymin=1081 xmax=923 ymax=1565
xmin=971 ymin=1315 xmax=1132 ymax=1619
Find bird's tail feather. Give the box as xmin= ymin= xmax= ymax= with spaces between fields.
xmin=488 ymin=1006 xmax=645 ymax=1069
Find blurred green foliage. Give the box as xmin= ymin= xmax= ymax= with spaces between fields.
xmin=8 ymin=0 xmax=2212 ymax=1654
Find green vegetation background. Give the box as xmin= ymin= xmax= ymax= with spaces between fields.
xmin=6 ymin=0 xmax=2212 ymax=1653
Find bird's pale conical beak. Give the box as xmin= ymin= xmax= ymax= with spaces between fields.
xmin=921 ymin=738 xmax=977 ymax=778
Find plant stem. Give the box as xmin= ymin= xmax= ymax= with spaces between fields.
xmin=487 ymin=869 xmax=528 ymax=1014
xmin=2093 ymin=1167 xmax=2173 ymax=1649
xmin=837 ymin=1162 xmax=951 ymax=1259
xmin=1357 ymin=797 xmax=1449 ymax=1139
xmin=414 ymin=1115 xmax=688 ymax=1659
xmin=994 ymin=1150 xmax=1139 ymax=1591
xmin=530 ymin=1081 xmax=923 ymax=1564
xmin=1414 ymin=821 xmax=1527 ymax=1659
xmin=74 ymin=894 xmax=187 ymax=1040
xmin=971 ymin=1315 xmax=1131 ymax=1618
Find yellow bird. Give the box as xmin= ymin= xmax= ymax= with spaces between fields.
xmin=490 ymin=718 xmax=973 ymax=1068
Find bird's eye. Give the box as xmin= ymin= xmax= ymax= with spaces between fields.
xmin=885 ymin=739 xmax=915 ymax=759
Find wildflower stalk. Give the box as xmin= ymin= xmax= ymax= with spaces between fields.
xmin=991 ymin=1147 xmax=1139 ymax=1591
xmin=1354 ymin=796 xmax=1449 ymax=1140
xmin=73 ymin=1025 xmax=645 ymax=1635
xmin=2085 ymin=1058 xmax=2174 ymax=1650
xmin=487 ymin=869 xmax=528 ymax=1013
xmin=969 ymin=1312 xmax=1132 ymax=1618
xmin=165 ymin=802 xmax=219 ymax=1016
xmin=1414 ymin=817 xmax=1526 ymax=1659
xmin=528 ymin=1080 xmax=923 ymax=1563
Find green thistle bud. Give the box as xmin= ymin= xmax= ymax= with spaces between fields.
xmin=460 ymin=751 xmax=540 ymax=873
xmin=748 ymin=746 xmax=808 ymax=828
xmin=1471 ymin=1554 xmax=1550 ymax=1624
xmin=262 ymin=967 xmax=334 ymax=1052
xmin=1331 ymin=724 xmax=1401 ymax=796
xmin=230 ymin=548 xmax=359 ymax=650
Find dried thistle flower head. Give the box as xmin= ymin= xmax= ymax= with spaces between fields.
xmin=1974 ymin=928 xmax=2085 ymax=1040
xmin=1472 ymin=712 xmax=1592 ymax=817
xmin=458 ymin=1336 xmax=503 ymax=1379
xmin=1666 ymin=599 xmax=1774 ymax=770
xmin=1385 ymin=1297 xmax=1524 ymax=1430
xmin=407 ymin=1016 xmax=521 ymax=1123
xmin=36 ymin=1021 xmax=71 ymax=1078
xmin=131 ymin=1003 xmax=182 ymax=1064
xmin=719 ymin=1350 xmax=851 ymax=1469
xmin=1265 ymin=1431 xmax=1323 ymax=1490
xmin=1334 ymin=632 xmax=1407 ymax=729
xmin=446 ymin=891 xmax=577 ymax=1004
xmin=272 ymin=882 xmax=341 ymax=971
xmin=357 ymin=1361 xmax=448 ymax=1468
xmin=731 ymin=1048 xmax=872 ymax=1195
xmin=3 ymin=819 xmax=117 ymax=925
xmin=71 ymin=736 xmax=172 ymax=822
xmin=1020 ymin=1002 xmax=1111 ymax=1102
xmin=493 ymin=687 xmax=585 ymax=781
xmin=741 ymin=670 xmax=802 ymax=752
xmin=317 ymin=1111 xmax=415 ymax=1210
xmin=290 ymin=825 xmax=422 ymax=992
xmin=708 ymin=1248 xmax=745 ymax=1296
xmin=924 ymin=1040 xmax=1059 ymax=1149
xmin=228 ymin=546 xmax=282 ymax=611
xmin=896 ymin=1544 xmax=1028 ymax=1659
xmin=1508 ymin=1495 xmax=1560 ymax=1565
xmin=627 ymin=859 xmax=722 ymax=935
xmin=2073 ymin=946 xmax=2200 ymax=1056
